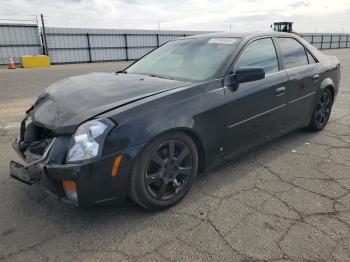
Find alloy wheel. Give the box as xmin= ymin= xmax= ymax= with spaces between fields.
xmin=145 ymin=140 xmax=193 ymax=201
xmin=315 ymin=91 xmax=332 ymax=128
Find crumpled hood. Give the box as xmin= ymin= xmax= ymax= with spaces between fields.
xmin=31 ymin=72 xmax=189 ymax=134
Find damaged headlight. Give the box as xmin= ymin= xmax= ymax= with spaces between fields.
xmin=67 ymin=119 xmax=114 ymax=162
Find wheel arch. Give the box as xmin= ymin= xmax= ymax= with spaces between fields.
xmin=320 ymin=77 xmax=335 ymax=100
xmin=324 ymin=85 xmax=335 ymax=100
xmin=149 ymin=127 xmax=206 ymax=172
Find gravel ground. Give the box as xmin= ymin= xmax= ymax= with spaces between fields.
xmin=0 ymin=49 xmax=349 ymax=262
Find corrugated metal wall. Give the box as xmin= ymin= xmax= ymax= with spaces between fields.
xmin=0 ymin=23 xmax=42 ymax=64
xmin=44 ymin=29 xmax=350 ymax=64
xmin=1 ymin=23 xmax=349 ymax=65
xmin=300 ymin=33 xmax=350 ymax=49
xmin=45 ymin=28 xmax=212 ymax=64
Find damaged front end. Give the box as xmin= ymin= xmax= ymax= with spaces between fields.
xmin=9 ymin=73 xmax=171 ymax=207
xmin=10 ymin=107 xmax=79 ymax=205
xmin=10 ymin=106 xmax=136 ymax=207
xmin=11 ymin=107 xmax=56 ymax=184
xmin=10 ymin=137 xmax=55 ymax=185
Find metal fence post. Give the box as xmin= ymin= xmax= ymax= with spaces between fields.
xmin=156 ymin=34 xmax=160 ymax=47
xmin=86 ymin=33 xmax=92 ymax=63
xmin=40 ymin=33 xmax=46 ymax=55
xmin=321 ymin=35 xmax=324 ymax=49
xmin=338 ymin=34 xmax=341 ymax=48
xmin=40 ymin=14 xmax=48 ymax=55
xmin=124 ymin=34 xmax=129 ymax=61
xmin=330 ymin=35 xmax=333 ymax=49
xmin=347 ymin=35 xmax=349 ymax=48
xmin=311 ymin=34 xmax=314 ymax=44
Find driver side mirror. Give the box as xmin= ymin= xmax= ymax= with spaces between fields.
xmin=225 ymin=67 xmax=265 ymax=91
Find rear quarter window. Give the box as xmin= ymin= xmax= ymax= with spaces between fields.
xmin=306 ymin=50 xmax=317 ymax=64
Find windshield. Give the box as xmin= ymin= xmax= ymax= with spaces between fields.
xmin=126 ymin=37 xmax=240 ymax=81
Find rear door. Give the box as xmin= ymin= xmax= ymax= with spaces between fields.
xmin=275 ymin=37 xmax=323 ymax=130
xmin=224 ymin=37 xmax=288 ymax=156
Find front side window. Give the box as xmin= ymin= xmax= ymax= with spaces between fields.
xmin=126 ymin=37 xmax=240 ymax=81
xmin=277 ymin=38 xmax=308 ymax=68
xmin=234 ymin=38 xmax=279 ymax=74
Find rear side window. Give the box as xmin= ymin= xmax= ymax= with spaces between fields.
xmin=277 ymin=38 xmax=308 ymax=69
xmin=234 ymin=38 xmax=279 ymax=74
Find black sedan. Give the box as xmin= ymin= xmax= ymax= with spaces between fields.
xmin=10 ymin=32 xmax=340 ymax=210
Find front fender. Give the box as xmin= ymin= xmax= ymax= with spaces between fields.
xmin=102 ymin=79 xmax=227 ymax=166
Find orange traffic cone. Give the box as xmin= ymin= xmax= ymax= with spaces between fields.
xmin=8 ymin=57 xmax=16 ymax=69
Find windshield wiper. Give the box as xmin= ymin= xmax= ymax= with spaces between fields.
xmin=116 ymin=70 xmax=127 ymax=74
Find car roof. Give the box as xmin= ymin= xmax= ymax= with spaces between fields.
xmin=184 ymin=31 xmax=295 ymax=40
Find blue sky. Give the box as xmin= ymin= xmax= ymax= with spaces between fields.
xmin=1 ymin=0 xmax=350 ymax=32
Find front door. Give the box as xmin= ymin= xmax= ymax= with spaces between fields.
xmin=224 ymin=37 xmax=288 ymax=156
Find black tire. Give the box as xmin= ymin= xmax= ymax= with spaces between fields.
xmin=129 ymin=131 xmax=199 ymax=210
xmin=308 ymin=88 xmax=333 ymax=131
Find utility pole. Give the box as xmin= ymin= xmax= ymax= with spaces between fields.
xmin=229 ymin=24 xmax=232 ymax=32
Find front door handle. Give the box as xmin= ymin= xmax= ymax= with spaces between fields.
xmin=312 ymin=74 xmax=320 ymax=81
xmin=275 ymin=86 xmax=286 ymax=96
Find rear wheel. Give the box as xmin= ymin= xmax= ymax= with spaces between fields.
xmin=129 ymin=132 xmax=198 ymax=210
xmin=308 ymin=88 xmax=333 ymax=131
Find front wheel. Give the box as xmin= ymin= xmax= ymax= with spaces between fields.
xmin=308 ymin=88 xmax=333 ymax=131
xmin=129 ymin=132 xmax=198 ymax=210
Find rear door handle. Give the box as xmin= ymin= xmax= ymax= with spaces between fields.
xmin=312 ymin=74 xmax=320 ymax=81
xmin=275 ymin=86 xmax=286 ymax=96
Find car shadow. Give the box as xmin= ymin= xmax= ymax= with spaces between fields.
xmin=197 ymin=128 xmax=316 ymax=180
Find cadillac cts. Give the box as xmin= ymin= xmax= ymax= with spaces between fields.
xmin=10 ymin=32 xmax=340 ymax=210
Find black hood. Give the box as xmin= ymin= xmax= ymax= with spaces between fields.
xmin=31 ymin=72 xmax=189 ymax=134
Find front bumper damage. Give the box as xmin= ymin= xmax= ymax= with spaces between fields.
xmin=10 ymin=137 xmax=55 ymax=185
xmin=9 ymin=114 xmax=141 ymax=207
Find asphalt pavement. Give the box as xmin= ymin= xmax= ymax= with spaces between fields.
xmin=0 ymin=50 xmax=349 ymax=261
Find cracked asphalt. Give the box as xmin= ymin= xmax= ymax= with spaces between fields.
xmin=0 ymin=49 xmax=349 ymax=262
